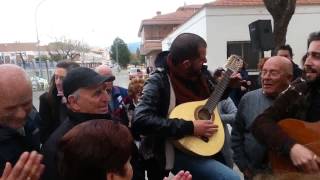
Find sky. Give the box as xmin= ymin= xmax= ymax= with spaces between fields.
xmin=0 ymin=0 xmax=214 ymax=48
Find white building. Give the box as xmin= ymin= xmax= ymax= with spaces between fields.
xmin=162 ymin=0 xmax=320 ymax=72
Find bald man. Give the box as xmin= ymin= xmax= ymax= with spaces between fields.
xmin=95 ymin=65 xmax=128 ymax=114
xmin=0 ymin=64 xmax=40 ymax=174
xmin=231 ymin=56 xmax=293 ymax=179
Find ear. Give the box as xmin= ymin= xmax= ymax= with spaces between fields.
xmin=106 ymin=172 xmax=117 ymax=180
xmin=181 ymin=59 xmax=192 ymax=69
xmin=67 ymin=95 xmax=80 ymax=112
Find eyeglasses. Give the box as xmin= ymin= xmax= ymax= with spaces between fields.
xmin=261 ymin=70 xmax=281 ymax=78
xmin=306 ymin=51 xmax=320 ymax=60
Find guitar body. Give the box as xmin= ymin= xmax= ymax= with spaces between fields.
xmin=169 ymin=99 xmax=225 ymax=156
xmin=270 ymin=118 xmax=320 ymax=173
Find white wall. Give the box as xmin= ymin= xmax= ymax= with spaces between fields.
xmin=162 ymin=10 xmax=208 ymax=50
xmin=162 ymin=4 xmax=320 ymax=72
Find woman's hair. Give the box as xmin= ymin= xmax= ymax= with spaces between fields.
xmin=48 ymin=60 xmax=80 ymax=97
xmin=58 ymin=120 xmax=133 ymax=180
xmin=128 ymin=78 xmax=145 ymax=98
xmin=257 ymin=57 xmax=270 ymax=71
xmin=47 ymin=60 xmax=80 ymax=109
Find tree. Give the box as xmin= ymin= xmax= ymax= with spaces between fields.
xmin=263 ymin=0 xmax=296 ymax=50
xmin=110 ymin=37 xmax=131 ymax=68
xmin=47 ymin=37 xmax=90 ymax=61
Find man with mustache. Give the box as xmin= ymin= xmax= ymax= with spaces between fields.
xmin=252 ymin=31 xmax=320 ymax=173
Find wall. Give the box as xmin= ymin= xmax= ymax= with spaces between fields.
xmin=162 ymin=5 xmax=320 ymax=72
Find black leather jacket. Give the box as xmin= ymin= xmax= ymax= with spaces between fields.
xmin=132 ymin=68 xmax=225 ymax=170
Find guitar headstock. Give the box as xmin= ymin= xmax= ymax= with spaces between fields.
xmin=225 ymin=54 xmax=243 ymax=73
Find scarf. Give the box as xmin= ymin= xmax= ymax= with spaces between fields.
xmin=167 ymin=58 xmax=210 ymax=105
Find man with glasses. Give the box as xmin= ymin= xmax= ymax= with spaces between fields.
xmin=232 ymin=56 xmax=293 ymax=179
xmin=252 ymin=31 xmax=320 ymax=173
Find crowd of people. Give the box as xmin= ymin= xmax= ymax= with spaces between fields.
xmin=0 ymin=30 xmax=319 ymax=180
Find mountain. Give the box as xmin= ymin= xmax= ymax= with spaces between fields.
xmin=127 ymin=42 xmax=140 ymax=53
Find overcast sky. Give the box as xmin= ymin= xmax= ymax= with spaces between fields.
xmin=0 ymin=0 xmax=213 ymax=47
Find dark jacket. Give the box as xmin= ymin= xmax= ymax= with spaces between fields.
xmin=39 ymin=92 xmax=67 ymax=144
xmin=109 ymin=86 xmax=128 ymax=112
xmin=41 ymin=110 xmax=111 ymax=180
xmin=251 ymin=79 xmax=320 ymax=156
xmin=132 ymin=68 xmax=228 ymax=170
xmin=0 ymin=109 xmax=40 ymax=174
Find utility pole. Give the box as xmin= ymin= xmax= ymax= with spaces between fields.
xmin=35 ymin=0 xmax=49 ymax=81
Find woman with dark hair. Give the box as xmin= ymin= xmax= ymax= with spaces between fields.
xmin=38 ymin=60 xmax=79 ymax=143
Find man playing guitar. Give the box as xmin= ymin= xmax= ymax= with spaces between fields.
xmin=252 ymin=31 xmax=320 ymax=173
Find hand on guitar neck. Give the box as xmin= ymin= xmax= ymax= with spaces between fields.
xmin=290 ymin=143 xmax=320 ymax=173
xmin=192 ymin=120 xmax=218 ymax=138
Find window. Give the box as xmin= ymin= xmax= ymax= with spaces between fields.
xmin=227 ymin=41 xmax=260 ymax=71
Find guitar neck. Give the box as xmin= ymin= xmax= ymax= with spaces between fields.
xmin=203 ymin=69 xmax=233 ymax=113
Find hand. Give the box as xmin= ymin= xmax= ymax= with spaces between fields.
xmin=290 ymin=144 xmax=320 ymax=173
xmin=163 ymin=171 xmax=192 ymax=180
xmin=193 ymin=120 xmax=218 ymax=138
xmin=228 ymin=73 xmax=242 ymax=88
xmin=0 ymin=151 xmax=44 ymax=180
xmin=243 ymin=168 xmax=253 ymax=180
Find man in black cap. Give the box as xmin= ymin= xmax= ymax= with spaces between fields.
xmin=41 ymin=67 xmax=115 ymax=180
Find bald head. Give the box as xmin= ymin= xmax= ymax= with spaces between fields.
xmin=0 ymin=64 xmax=32 ymax=129
xmin=95 ymin=65 xmax=113 ymax=77
xmin=266 ymin=56 xmax=293 ymax=76
xmin=261 ymin=56 xmax=293 ymax=97
xmin=0 ymin=64 xmax=31 ymax=90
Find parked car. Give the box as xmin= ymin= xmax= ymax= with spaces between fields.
xmin=128 ymin=67 xmax=143 ymax=80
xmin=31 ymin=76 xmax=49 ymax=91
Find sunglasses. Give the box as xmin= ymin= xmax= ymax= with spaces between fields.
xmin=306 ymin=51 xmax=320 ymax=60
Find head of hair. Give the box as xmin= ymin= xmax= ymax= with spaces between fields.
xmin=128 ymin=78 xmax=145 ymax=98
xmin=277 ymin=44 xmax=293 ymax=58
xmin=169 ymin=33 xmax=207 ymax=65
xmin=307 ymin=31 xmax=320 ymax=47
xmin=58 ymin=120 xmax=133 ymax=180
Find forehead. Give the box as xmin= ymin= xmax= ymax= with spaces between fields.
xmin=262 ymin=59 xmax=282 ymax=70
xmin=308 ymin=40 xmax=320 ymax=51
xmin=0 ymin=82 xmax=32 ymax=108
xmin=55 ymin=68 xmax=67 ymax=76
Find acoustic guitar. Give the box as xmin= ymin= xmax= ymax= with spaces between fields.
xmin=270 ymin=118 xmax=320 ymax=173
xmin=169 ymin=55 xmax=243 ymax=156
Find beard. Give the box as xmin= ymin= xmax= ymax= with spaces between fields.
xmin=304 ymin=66 xmax=320 ymax=81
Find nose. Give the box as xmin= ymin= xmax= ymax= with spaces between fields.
xmin=15 ymin=107 xmax=28 ymax=125
xmin=304 ymin=55 xmax=313 ymax=66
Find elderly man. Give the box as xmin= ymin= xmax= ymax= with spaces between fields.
xmin=231 ymin=56 xmax=293 ymax=179
xmin=0 ymin=64 xmax=41 ymax=174
xmin=41 ymin=67 xmax=114 ymax=180
xmin=252 ymin=31 xmax=320 ymax=173
xmin=95 ymin=65 xmax=129 ymax=124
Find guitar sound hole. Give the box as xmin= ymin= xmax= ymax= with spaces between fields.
xmin=198 ymin=108 xmax=211 ymax=120
xmin=197 ymin=108 xmax=212 ymax=143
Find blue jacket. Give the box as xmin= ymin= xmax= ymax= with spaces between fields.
xmin=109 ymin=86 xmax=128 ymax=112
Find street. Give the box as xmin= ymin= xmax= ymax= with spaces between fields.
xmin=32 ymin=69 xmax=130 ymax=110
